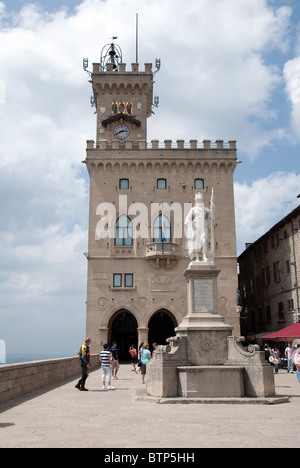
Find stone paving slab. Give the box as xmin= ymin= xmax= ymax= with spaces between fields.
xmin=0 ymin=364 xmax=299 ymax=448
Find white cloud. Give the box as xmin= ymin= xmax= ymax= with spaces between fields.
xmin=145 ymin=0 xmax=292 ymax=156
xmin=234 ymin=171 xmax=300 ymax=255
xmin=284 ymin=55 xmax=300 ymax=137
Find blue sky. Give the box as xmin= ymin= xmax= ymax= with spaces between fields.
xmin=4 ymin=0 xmax=80 ymax=13
xmin=0 ymin=0 xmax=299 ymax=359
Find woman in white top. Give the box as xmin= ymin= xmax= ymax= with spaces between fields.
xmin=99 ymin=343 xmax=115 ymax=390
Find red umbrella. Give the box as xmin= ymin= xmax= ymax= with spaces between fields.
xmin=261 ymin=323 xmax=300 ymax=342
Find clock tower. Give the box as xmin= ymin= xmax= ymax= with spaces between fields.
xmin=83 ymin=41 xmax=240 ymax=359
xmin=90 ymin=42 xmax=153 ymax=146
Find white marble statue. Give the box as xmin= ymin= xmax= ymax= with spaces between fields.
xmin=185 ymin=191 xmax=215 ymax=263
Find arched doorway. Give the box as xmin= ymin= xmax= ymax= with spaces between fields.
xmin=109 ymin=310 xmax=138 ymax=362
xmin=148 ymin=309 xmax=177 ymax=350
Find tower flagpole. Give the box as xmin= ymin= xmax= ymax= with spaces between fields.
xmin=136 ymin=13 xmax=139 ymax=63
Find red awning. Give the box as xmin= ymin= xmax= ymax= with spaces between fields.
xmin=261 ymin=323 xmax=300 ymax=342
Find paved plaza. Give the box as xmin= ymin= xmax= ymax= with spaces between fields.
xmin=0 ymin=364 xmax=299 ymax=448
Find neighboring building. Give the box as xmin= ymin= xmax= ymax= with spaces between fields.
xmin=238 ymin=205 xmax=300 ymax=337
xmin=83 ymin=42 xmax=240 ymax=358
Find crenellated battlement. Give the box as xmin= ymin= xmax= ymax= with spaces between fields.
xmin=92 ymin=62 xmax=153 ymax=74
xmin=86 ymin=139 xmax=237 ymax=151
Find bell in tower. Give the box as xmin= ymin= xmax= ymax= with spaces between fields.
xmin=100 ymin=39 xmax=123 ymax=72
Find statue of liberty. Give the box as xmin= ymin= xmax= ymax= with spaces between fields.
xmin=185 ymin=191 xmax=215 ymax=263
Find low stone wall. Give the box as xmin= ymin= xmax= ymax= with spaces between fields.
xmin=0 ymin=355 xmax=100 ymax=404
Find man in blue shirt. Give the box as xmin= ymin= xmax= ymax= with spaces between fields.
xmin=110 ymin=342 xmax=119 ymax=380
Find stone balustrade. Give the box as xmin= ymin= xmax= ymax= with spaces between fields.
xmin=145 ymin=242 xmax=181 ymax=258
xmin=0 ymin=355 xmax=100 ymax=404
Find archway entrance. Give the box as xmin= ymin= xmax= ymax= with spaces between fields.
xmin=148 ymin=309 xmax=177 ymax=351
xmin=109 ymin=310 xmax=138 ymax=362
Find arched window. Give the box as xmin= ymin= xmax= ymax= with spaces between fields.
xmin=153 ymin=214 xmax=171 ymax=243
xmin=115 ymin=215 xmax=133 ymax=246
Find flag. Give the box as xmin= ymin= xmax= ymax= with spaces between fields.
xmin=161 ymin=206 xmax=167 ymax=242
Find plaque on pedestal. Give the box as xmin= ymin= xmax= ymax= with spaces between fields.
xmin=175 ymin=263 xmax=233 ymax=365
xmin=194 ymin=278 xmax=214 ymax=312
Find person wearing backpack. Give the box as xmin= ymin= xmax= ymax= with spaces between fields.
xmin=75 ymin=338 xmax=91 ymax=391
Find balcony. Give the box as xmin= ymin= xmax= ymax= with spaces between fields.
xmin=145 ymin=242 xmax=181 ymax=269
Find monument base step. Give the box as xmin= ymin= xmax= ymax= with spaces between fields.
xmin=135 ymin=388 xmax=290 ymax=405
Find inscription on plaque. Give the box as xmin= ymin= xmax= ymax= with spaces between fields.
xmin=194 ymin=279 xmax=214 ymax=312
xmin=151 ymin=275 xmax=176 ymax=292
xmin=93 ymin=273 xmax=108 ymax=281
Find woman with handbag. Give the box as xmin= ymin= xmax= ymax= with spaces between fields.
xmin=271 ymin=347 xmax=280 ymax=374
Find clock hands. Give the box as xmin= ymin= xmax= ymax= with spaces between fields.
xmin=115 ymin=129 xmax=127 ymax=136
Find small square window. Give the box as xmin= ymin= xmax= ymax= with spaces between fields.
xmin=113 ymin=274 xmax=122 ymax=288
xmin=194 ymin=179 xmax=204 ymax=190
xmin=157 ymin=179 xmax=167 ymax=189
xmin=119 ymin=179 xmax=129 ymax=189
xmin=125 ymin=274 xmax=133 ymax=288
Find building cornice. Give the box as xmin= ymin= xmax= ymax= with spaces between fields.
xmin=83 ymin=139 xmax=237 ymax=174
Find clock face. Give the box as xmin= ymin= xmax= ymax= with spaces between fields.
xmin=113 ymin=124 xmax=130 ymax=140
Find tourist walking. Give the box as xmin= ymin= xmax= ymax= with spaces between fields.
xmin=75 ymin=338 xmax=91 ymax=391
xmin=135 ymin=342 xmax=144 ymax=374
xmin=110 ymin=342 xmax=119 ymax=379
xmin=140 ymin=343 xmax=152 ymax=384
xmin=285 ymin=343 xmax=294 ymax=373
xmin=129 ymin=345 xmax=138 ymax=371
xmin=265 ymin=344 xmax=271 ymax=362
xmin=272 ymin=347 xmax=280 ymax=374
xmin=99 ymin=343 xmax=115 ymax=390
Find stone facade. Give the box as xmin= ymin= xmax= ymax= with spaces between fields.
xmin=84 ymin=58 xmax=240 ymax=357
xmin=238 ymin=205 xmax=300 ymax=336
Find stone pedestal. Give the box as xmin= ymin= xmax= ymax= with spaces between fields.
xmin=176 ymin=263 xmax=233 ymax=366
xmin=146 ymin=262 xmax=277 ymax=401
